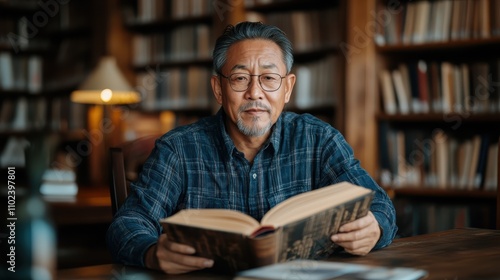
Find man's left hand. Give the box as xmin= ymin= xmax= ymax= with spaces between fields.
xmin=330 ymin=211 xmax=381 ymax=256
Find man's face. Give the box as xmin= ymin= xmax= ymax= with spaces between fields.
xmin=211 ymin=39 xmax=296 ymax=138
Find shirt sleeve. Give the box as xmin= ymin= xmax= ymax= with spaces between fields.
xmin=106 ymin=138 xmax=183 ymax=267
xmin=319 ymin=128 xmax=398 ymax=250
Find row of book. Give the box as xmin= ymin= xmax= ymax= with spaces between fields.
xmin=137 ymin=66 xmax=212 ymax=111
xmin=376 ymin=0 xmax=500 ymax=45
xmin=246 ymin=8 xmax=342 ymax=52
xmin=131 ymin=7 xmax=342 ymax=67
xmin=132 ymin=25 xmax=213 ymax=66
xmin=123 ymin=0 xmax=213 ymax=23
xmin=379 ymin=126 xmax=498 ymax=191
xmin=0 ymin=3 xmax=83 ymax=51
xmin=0 ymin=52 xmax=42 ymax=93
xmin=290 ymin=55 xmax=339 ymax=109
xmin=0 ymin=97 xmax=86 ymax=132
xmin=395 ymin=200 xmax=486 ymax=236
xmin=379 ymin=60 xmax=500 ymax=115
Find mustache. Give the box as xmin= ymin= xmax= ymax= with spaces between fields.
xmin=238 ymin=101 xmax=271 ymax=113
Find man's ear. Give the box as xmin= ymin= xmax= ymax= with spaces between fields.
xmin=211 ymin=75 xmax=223 ymax=105
xmin=284 ymin=73 xmax=296 ymax=104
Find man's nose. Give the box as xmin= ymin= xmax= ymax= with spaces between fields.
xmin=246 ymin=76 xmax=264 ymax=100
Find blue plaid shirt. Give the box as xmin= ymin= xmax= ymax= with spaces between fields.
xmin=107 ymin=109 xmax=397 ymax=267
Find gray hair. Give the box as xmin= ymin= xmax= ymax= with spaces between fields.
xmin=212 ymin=21 xmax=294 ymax=75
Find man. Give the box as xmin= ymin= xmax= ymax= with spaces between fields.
xmin=107 ymin=21 xmax=397 ymax=275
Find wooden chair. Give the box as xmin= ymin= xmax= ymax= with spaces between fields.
xmin=109 ymin=134 xmax=160 ymax=215
xmin=497 ymin=136 xmax=500 ymax=229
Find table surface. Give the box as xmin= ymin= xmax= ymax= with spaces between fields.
xmin=57 ymin=227 xmax=500 ymax=280
xmin=44 ymin=186 xmax=112 ymax=225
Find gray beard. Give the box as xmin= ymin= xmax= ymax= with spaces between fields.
xmin=237 ymin=116 xmax=272 ymax=137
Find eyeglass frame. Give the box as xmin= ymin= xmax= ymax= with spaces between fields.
xmin=218 ymin=72 xmax=287 ymax=92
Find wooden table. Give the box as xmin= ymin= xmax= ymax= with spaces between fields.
xmin=45 ymin=186 xmax=112 ymax=225
xmin=57 ymin=228 xmax=500 ymax=280
xmin=329 ymin=227 xmax=500 ymax=279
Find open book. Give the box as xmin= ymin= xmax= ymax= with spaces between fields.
xmin=161 ymin=182 xmax=374 ymax=272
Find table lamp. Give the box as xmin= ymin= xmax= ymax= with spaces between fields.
xmin=71 ymin=56 xmax=141 ymax=184
xmin=71 ymin=56 xmax=140 ymax=105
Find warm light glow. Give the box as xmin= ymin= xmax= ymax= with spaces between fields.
xmin=100 ymin=89 xmax=113 ymax=103
xmin=70 ymin=56 xmax=141 ymax=105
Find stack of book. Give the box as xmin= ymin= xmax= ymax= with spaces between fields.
xmin=40 ymin=169 xmax=78 ymax=196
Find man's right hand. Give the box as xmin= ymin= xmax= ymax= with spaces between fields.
xmin=145 ymin=233 xmax=214 ymax=274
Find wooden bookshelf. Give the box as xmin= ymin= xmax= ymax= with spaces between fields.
xmin=346 ymin=0 xmax=500 ymax=235
xmin=119 ymin=0 xmax=216 ymax=136
xmin=0 ymin=0 xmax=100 ymax=187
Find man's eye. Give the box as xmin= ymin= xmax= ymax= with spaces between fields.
xmin=262 ymin=75 xmax=277 ymax=81
xmin=232 ymin=75 xmax=248 ymax=82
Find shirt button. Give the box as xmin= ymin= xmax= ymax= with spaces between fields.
xmin=252 ymin=173 xmax=257 ymax=179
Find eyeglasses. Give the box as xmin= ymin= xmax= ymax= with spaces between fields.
xmin=219 ymin=73 xmax=286 ymax=92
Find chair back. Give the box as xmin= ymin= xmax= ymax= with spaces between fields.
xmin=109 ymin=134 xmax=160 ymax=215
xmin=497 ymin=136 xmax=500 ymax=229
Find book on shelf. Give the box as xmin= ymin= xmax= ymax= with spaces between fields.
xmin=412 ymin=1 xmax=431 ymax=44
xmin=474 ymin=134 xmax=491 ymax=189
xmin=416 ymin=60 xmax=430 ymax=113
xmin=440 ymin=61 xmax=454 ymax=114
xmin=391 ymin=68 xmax=410 ymax=114
xmin=379 ymin=69 xmax=397 ymax=115
xmin=234 ymin=259 xmax=428 ymax=280
xmin=161 ymin=182 xmax=374 ymax=272
xmin=466 ymin=135 xmax=482 ymax=189
xmin=434 ymin=130 xmax=449 ymax=189
xmin=483 ymin=143 xmax=499 ymax=191
xmin=401 ymin=1 xmax=416 ymax=44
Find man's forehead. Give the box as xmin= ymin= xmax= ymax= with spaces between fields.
xmin=223 ymin=39 xmax=286 ymax=71
xmin=229 ymin=63 xmax=278 ymax=72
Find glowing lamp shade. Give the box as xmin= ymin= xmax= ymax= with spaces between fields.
xmin=71 ymin=57 xmax=141 ymax=105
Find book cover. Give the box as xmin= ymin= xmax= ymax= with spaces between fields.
xmin=235 ymin=259 xmax=428 ymax=280
xmin=161 ymin=182 xmax=374 ymax=272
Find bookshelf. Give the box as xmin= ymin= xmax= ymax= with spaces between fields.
xmin=118 ymin=0 xmax=215 ymax=139
xmin=0 ymin=0 xmax=95 ymax=186
xmin=366 ymin=0 xmax=500 ymax=235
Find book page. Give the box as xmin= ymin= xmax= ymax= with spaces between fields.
xmin=162 ymin=208 xmax=260 ymax=235
xmin=261 ymin=182 xmax=373 ymax=227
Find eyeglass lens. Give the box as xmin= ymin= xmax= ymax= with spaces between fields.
xmin=228 ymin=73 xmax=282 ymax=92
